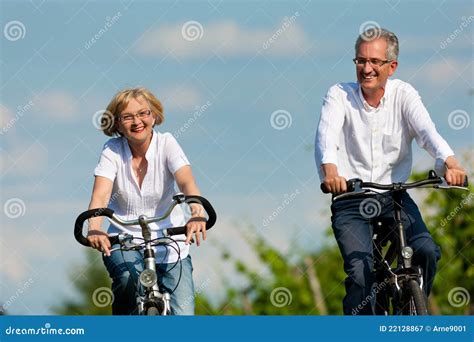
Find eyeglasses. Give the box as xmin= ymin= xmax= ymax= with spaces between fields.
xmin=119 ymin=109 xmax=152 ymax=123
xmin=353 ymin=58 xmax=392 ymax=67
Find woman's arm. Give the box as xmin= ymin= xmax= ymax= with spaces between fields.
xmin=86 ymin=176 xmax=114 ymax=256
xmin=174 ymin=165 xmax=206 ymax=246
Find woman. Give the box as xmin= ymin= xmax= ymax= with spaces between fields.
xmin=86 ymin=87 xmax=206 ymax=315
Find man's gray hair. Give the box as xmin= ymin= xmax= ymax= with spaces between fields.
xmin=355 ymin=27 xmax=399 ymax=61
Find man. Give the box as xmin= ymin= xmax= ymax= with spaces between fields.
xmin=315 ymin=28 xmax=466 ymax=315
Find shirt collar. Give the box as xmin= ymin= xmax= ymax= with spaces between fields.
xmin=357 ymin=80 xmax=390 ymax=110
xmin=122 ymin=129 xmax=157 ymax=160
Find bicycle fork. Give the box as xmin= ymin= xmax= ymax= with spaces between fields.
xmin=137 ymin=215 xmax=172 ymax=315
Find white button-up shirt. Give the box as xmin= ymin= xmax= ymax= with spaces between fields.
xmin=315 ymin=79 xmax=454 ymax=184
xmin=94 ymin=130 xmax=190 ymax=263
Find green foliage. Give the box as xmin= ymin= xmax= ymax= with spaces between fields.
xmin=53 ymin=249 xmax=112 ymax=315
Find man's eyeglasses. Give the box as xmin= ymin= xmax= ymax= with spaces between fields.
xmin=119 ymin=109 xmax=152 ymax=123
xmin=353 ymin=58 xmax=392 ymax=67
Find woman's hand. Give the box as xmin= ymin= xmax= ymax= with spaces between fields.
xmin=87 ymin=229 xmax=111 ymax=256
xmin=185 ymin=203 xmax=207 ymax=246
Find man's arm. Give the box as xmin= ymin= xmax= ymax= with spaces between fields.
xmin=315 ymin=85 xmax=347 ymax=193
xmin=402 ymin=85 xmax=466 ymax=186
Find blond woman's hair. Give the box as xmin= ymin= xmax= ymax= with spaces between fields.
xmin=101 ymin=87 xmax=164 ymax=136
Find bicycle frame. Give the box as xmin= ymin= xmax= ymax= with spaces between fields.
xmin=74 ymin=194 xmax=217 ymax=315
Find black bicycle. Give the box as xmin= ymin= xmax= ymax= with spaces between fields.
xmin=74 ymin=194 xmax=217 ymax=315
xmin=322 ymin=170 xmax=468 ymax=315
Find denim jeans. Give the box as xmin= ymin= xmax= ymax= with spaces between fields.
xmin=103 ymin=248 xmax=195 ymax=315
xmin=331 ymin=191 xmax=441 ymax=315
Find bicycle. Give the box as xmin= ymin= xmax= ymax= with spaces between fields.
xmin=322 ymin=170 xmax=468 ymax=315
xmin=74 ymin=194 xmax=217 ymax=315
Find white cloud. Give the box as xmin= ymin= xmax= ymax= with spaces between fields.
xmin=159 ymin=85 xmax=202 ymax=112
xmin=135 ymin=18 xmax=312 ymax=59
xmin=33 ymin=91 xmax=78 ymax=119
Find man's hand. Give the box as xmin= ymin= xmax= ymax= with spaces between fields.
xmin=322 ymin=163 xmax=347 ymax=194
xmin=444 ymin=156 xmax=467 ymax=186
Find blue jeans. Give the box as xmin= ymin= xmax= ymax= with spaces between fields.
xmin=331 ymin=191 xmax=441 ymax=315
xmin=103 ymin=248 xmax=195 ymax=315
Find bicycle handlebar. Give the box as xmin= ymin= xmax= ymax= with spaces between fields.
xmin=320 ymin=170 xmax=469 ymax=196
xmin=74 ymin=194 xmax=217 ymax=247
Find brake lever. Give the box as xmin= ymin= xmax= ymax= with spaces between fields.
xmin=434 ymin=177 xmax=470 ymax=191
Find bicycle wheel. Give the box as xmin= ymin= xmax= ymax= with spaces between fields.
xmin=404 ymin=279 xmax=428 ymax=315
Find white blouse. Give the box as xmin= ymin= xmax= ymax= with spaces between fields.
xmin=94 ymin=130 xmax=190 ymax=263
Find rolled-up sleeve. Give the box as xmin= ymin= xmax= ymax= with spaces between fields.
xmin=165 ymin=133 xmax=190 ymax=174
xmin=315 ymin=85 xmax=346 ymax=179
xmin=402 ymin=85 xmax=454 ymax=162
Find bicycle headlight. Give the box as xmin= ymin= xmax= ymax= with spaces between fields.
xmin=401 ymin=246 xmax=414 ymax=259
xmin=139 ymin=269 xmax=157 ymax=287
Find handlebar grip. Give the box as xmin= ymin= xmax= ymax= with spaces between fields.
xmin=166 ymin=195 xmax=217 ymax=236
xmin=74 ymin=208 xmax=115 ymax=247
xmin=320 ymin=183 xmax=330 ymax=194
xmin=463 ymin=176 xmax=469 ymax=187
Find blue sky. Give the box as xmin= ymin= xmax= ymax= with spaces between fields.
xmin=1 ymin=0 xmax=472 ymax=314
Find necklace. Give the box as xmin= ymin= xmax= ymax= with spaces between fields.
xmin=133 ymin=158 xmax=145 ymax=174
